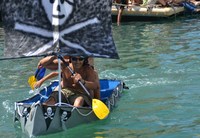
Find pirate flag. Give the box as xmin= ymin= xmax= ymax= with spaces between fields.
xmin=1 ymin=0 xmax=119 ymax=59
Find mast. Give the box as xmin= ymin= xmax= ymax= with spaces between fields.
xmin=52 ymin=0 xmax=62 ymax=106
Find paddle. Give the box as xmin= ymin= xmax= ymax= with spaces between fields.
xmin=28 ymin=67 xmax=46 ymax=90
xmin=35 ymin=67 xmax=46 ymax=81
xmin=28 ymin=75 xmax=37 ymax=90
xmin=58 ymin=55 xmax=110 ymax=120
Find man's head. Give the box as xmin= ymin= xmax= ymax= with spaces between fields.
xmin=41 ymin=0 xmax=74 ymax=26
xmin=70 ymin=56 xmax=88 ymax=69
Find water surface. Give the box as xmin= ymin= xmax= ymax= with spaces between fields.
xmin=1 ymin=16 xmax=200 ymax=138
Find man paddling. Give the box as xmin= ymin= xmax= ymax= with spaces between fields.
xmin=37 ymin=56 xmax=100 ymax=107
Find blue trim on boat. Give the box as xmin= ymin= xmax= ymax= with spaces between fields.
xmin=19 ymin=79 xmax=122 ymax=105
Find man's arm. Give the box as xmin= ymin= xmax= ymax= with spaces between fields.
xmin=38 ymin=56 xmax=58 ymax=70
xmin=34 ymin=72 xmax=59 ymax=88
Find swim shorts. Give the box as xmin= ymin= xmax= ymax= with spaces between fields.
xmin=62 ymin=88 xmax=91 ymax=106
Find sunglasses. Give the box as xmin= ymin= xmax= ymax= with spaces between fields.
xmin=71 ymin=57 xmax=85 ymax=62
xmin=49 ymin=0 xmax=73 ymax=4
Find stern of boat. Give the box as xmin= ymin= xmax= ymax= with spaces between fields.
xmin=100 ymin=79 xmax=128 ymax=110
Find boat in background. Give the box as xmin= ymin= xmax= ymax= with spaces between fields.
xmin=14 ymin=79 xmax=128 ymax=137
xmin=112 ymin=4 xmax=185 ymax=22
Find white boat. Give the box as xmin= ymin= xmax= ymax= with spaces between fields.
xmin=112 ymin=3 xmax=185 ymax=21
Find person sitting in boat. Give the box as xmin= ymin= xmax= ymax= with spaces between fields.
xmin=164 ymin=0 xmax=200 ymax=12
xmin=36 ymin=56 xmax=100 ymax=107
xmin=34 ymin=56 xmax=96 ymax=88
xmin=154 ymin=0 xmax=200 ymax=11
xmin=181 ymin=0 xmax=200 ymax=12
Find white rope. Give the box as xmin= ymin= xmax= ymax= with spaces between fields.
xmin=75 ymin=107 xmax=93 ymax=117
xmin=55 ymin=102 xmax=74 ymax=108
xmin=114 ymin=88 xmax=119 ymax=97
xmin=58 ymin=103 xmax=93 ymax=117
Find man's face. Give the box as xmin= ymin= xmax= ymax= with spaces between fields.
xmin=71 ymin=57 xmax=85 ymax=69
xmin=42 ymin=0 xmax=74 ymax=26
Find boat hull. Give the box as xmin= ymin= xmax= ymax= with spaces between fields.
xmin=14 ymin=79 xmax=126 ymax=137
xmin=15 ymin=104 xmax=97 ymax=136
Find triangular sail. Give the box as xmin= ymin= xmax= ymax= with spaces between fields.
xmin=1 ymin=0 xmax=119 ymax=59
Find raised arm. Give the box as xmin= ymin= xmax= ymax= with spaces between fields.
xmin=38 ymin=56 xmax=70 ymax=70
xmin=37 ymin=56 xmax=58 ymax=70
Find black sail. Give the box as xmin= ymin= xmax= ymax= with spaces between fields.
xmin=1 ymin=0 xmax=119 ymax=59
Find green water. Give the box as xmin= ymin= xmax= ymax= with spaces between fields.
xmin=1 ymin=16 xmax=200 ymax=138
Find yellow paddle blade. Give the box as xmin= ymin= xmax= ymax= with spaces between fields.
xmin=92 ymin=99 xmax=110 ymax=120
xmin=28 ymin=76 xmax=37 ymax=90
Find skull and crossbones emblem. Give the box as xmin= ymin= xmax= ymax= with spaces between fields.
xmin=22 ymin=107 xmax=30 ymax=118
xmin=61 ymin=111 xmax=69 ymax=121
xmin=14 ymin=0 xmax=100 ymax=56
xmin=44 ymin=107 xmax=54 ymax=120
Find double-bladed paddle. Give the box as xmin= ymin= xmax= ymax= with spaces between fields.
xmin=28 ymin=67 xmax=46 ymax=89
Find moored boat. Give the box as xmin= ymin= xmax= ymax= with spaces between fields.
xmin=14 ymin=79 xmax=128 ymax=137
xmin=112 ymin=4 xmax=185 ymax=21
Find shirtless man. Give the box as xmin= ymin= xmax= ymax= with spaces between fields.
xmin=37 ymin=56 xmax=100 ymax=107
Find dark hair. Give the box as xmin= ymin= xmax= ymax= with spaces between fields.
xmin=83 ymin=57 xmax=89 ymax=66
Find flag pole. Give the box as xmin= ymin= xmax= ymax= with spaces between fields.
xmin=58 ymin=56 xmax=62 ymax=106
xmin=52 ymin=0 xmax=62 ymax=106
